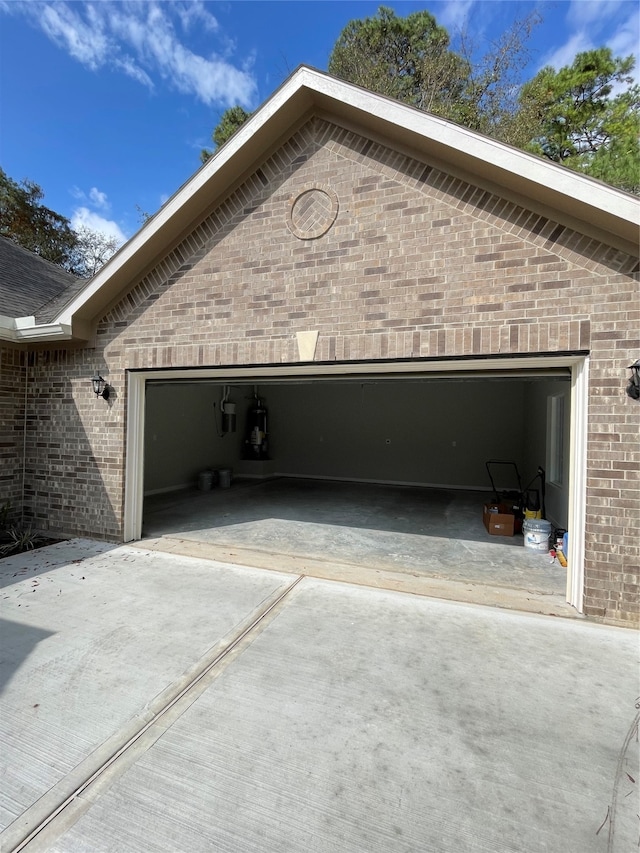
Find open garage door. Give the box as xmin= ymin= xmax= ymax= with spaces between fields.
xmin=125 ymin=356 xmax=588 ymax=612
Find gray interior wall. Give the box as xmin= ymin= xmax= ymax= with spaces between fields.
xmin=144 ymin=384 xmax=241 ymax=493
xmin=522 ymin=379 xmax=571 ymax=529
xmin=144 ymin=379 xmax=570 ymax=512
xmin=265 ymin=380 xmax=525 ymax=489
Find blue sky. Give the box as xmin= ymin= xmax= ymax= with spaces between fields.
xmin=1 ymin=1 xmax=638 ymax=246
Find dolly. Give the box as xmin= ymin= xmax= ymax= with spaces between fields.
xmin=485 ymin=460 xmax=546 ymax=521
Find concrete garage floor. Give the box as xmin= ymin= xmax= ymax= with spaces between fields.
xmin=143 ymin=478 xmax=570 ymax=616
xmin=0 ymin=541 xmax=638 ymax=853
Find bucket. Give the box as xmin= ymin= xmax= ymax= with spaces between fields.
xmin=523 ymin=518 xmax=552 ymax=552
xmin=198 ymin=470 xmax=214 ymax=491
xmin=524 ymin=508 xmax=542 ymax=520
xmin=218 ymin=468 xmax=232 ymax=489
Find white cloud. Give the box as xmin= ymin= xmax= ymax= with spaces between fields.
xmin=71 ymin=207 xmax=127 ymax=245
xmin=175 ymin=1 xmax=219 ymax=35
xmin=39 ymin=2 xmax=109 ymax=69
xmin=69 ymin=185 xmax=110 ymax=209
xmin=7 ymin=1 xmax=257 ymax=108
xmin=565 ymin=0 xmax=625 ymax=30
xmin=114 ymin=55 xmax=154 ymax=89
xmin=89 ymin=187 xmax=109 ymax=210
xmin=438 ymin=0 xmax=477 ymax=33
xmin=69 ymin=187 xmax=126 ymax=244
xmin=540 ymin=0 xmax=640 ymax=72
xmin=540 ymin=31 xmax=594 ymax=70
xmin=607 ymin=6 xmax=640 ymax=65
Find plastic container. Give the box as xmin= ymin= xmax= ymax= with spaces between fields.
xmin=198 ymin=470 xmax=214 ymax=491
xmin=218 ymin=468 xmax=232 ymax=489
xmin=523 ymin=518 xmax=552 ymax=552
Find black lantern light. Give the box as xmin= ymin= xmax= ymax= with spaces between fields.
xmin=627 ymin=360 xmax=640 ymax=401
xmin=92 ymin=373 xmax=110 ymax=401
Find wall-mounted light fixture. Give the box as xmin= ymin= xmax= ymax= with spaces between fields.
xmin=92 ymin=373 xmax=110 ymax=401
xmin=627 ymin=359 xmax=640 ymax=401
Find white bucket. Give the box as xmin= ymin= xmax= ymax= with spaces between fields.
xmin=218 ymin=468 xmax=232 ymax=489
xmin=523 ymin=518 xmax=551 ymax=552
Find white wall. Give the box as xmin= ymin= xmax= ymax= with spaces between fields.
xmin=522 ymin=379 xmax=571 ymax=528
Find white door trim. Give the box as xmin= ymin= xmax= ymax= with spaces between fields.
xmin=567 ymin=356 xmax=588 ymax=612
xmin=124 ymin=372 xmax=146 ymax=543
xmin=123 ymin=354 xmax=588 ymax=612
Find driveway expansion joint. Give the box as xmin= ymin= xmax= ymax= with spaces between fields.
xmin=1 ymin=574 xmax=304 ymax=853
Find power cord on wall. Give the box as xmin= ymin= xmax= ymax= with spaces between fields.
xmin=212 ymin=402 xmax=226 ymax=439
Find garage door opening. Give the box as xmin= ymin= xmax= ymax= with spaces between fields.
xmin=125 ymin=356 xmax=587 ymax=612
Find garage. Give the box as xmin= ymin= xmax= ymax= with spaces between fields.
xmin=4 ymin=67 xmax=635 ymax=624
xmin=126 ymin=355 xmax=586 ymax=610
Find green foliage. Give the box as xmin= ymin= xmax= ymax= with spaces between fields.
xmin=201 ymin=105 xmax=253 ymax=163
xmin=327 ymin=6 xmax=468 ymax=117
xmin=327 ymin=6 xmax=545 ymax=137
xmin=0 ymin=526 xmax=42 ymax=558
xmin=520 ymin=48 xmax=640 ymax=193
xmin=194 ymin=12 xmax=637 ymax=195
xmin=0 ymin=501 xmax=43 ymax=557
xmin=0 ymin=167 xmax=79 ymax=268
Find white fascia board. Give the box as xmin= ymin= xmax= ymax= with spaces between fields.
xmin=0 ymin=314 xmax=73 ymax=343
xmin=53 ymin=66 xmax=639 ymax=329
xmin=54 ymin=73 xmax=305 ymax=329
xmin=304 ymin=69 xmax=639 ymax=225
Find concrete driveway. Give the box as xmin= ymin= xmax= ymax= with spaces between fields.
xmin=0 ymin=540 xmax=638 ymax=852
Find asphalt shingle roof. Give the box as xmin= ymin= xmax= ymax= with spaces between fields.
xmin=0 ymin=236 xmax=83 ymax=320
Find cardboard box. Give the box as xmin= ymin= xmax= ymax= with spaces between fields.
xmin=483 ymin=502 xmax=516 ymax=536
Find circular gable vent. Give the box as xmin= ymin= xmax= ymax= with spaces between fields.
xmin=287 ymin=184 xmax=339 ymax=239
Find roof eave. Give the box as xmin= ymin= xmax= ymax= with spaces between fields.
xmin=0 ymin=315 xmax=75 ymax=344
xmin=53 ymin=66 xmax=640 ymax=331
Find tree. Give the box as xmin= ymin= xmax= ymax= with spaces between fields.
xmin=327 ymin=9 xmax=637 ymax=193
xmin=135 ymin=203 xmax=154 ymax=225
xmin=519 ymin=48 xmax=640 ymax=193
xmin=0 ymin=168 xmax=120 ymax=276
xmin=327 ymin=7 xmax=545 ymax=137
xmin=68 ymin=226 xmax=119 ymax=278
xmin=328 ymin=7 xmax=469 ymax=118
xmin=0 ymin=167 xmax=79 ymax=268
xmin=201 ymin=105 xmax=253 ymax=163
xmin=452 ymin=11 xmax=543 ymax=144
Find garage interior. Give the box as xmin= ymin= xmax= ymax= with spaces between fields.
xmin=141 ymin=371 xmax=570 ymax=603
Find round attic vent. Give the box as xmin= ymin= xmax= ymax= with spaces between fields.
xmin=287 ymin=185 xmax=339 ymax=239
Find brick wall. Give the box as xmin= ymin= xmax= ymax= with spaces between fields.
xmin=21 ymin=348 xmax=122 ymax=539
xmin=0 ymin=345 xmax=25 ymax=520
xmin=19 ymin=118 xmax=639 ymax=625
